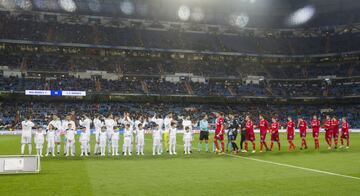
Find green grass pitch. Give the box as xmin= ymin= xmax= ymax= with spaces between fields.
xmin=0 ymin=133 xmax=359 ymax=196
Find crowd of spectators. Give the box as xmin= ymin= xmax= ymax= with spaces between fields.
xmin=1 ymin=15 xmax=360 ymax=55
xmin=1 ymin=75 xmax=360 ymax=97
xmin=1 ymin=54 xmax=360 ymax=79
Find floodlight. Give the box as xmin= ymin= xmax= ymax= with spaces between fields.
xmin=58 ymin=0 xmax=76 ymax=12
xmin=178 ymin=5 xmax=191 ymax=21
xmin=287 ymin=5 xmax=315 ymax=26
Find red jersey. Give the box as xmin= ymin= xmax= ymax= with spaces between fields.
xmin=215 ymin=117 xmax=224 ymax=134
xmin=298 ymin=120 xmax=307 ymax=132
xmin=324 ymin=120 xmax=331 ymax=131
xmin=259 ymin=119 xmax=269 ymax=134
xmin=271 ymin=122 xmax=279 ymax=134
xmin=287 ymin=121 xmax=295 ymax=134
xmin=245 ymin=120 xmax=254 ymax=133
xmin=311 ymin=119 xmax=321 ymax=132
xmin=342 ymin=122 xmax=349 ymax=133
xmin=331 ymin=119 xmax=339 ymax=133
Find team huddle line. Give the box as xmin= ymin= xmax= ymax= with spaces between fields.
xmin=19 ymin=112 xmax=351 ymax=157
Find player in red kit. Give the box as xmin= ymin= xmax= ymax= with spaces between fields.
xmin=297 ymin=117 xmax=308 ymax=150
xmin=270 ymin=117 xmax=280 ymax=151
xmin=214 ymin=112 xmax=225 ymax=154
xmin=340 ymin=117 xmax=350 ymax=149
xmin=286 ymin=117 xmax=296 ymax=151
xmin=331 ymin=117 xmax=340 ymax=149
xmin=244 ymin=115 xmax=256 ymax=153
xmin=323 ymin=115 xmax=333 ymax=149
xmin=258 ymin=115 xmax=269 ymax=152
xmin=311 ymin=115 xmax=321 ymax=149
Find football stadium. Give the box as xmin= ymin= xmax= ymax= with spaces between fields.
xmin=0 ymin=0 xmax=360 ymax=195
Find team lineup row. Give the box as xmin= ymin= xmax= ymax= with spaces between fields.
xmin=18 ymin=112 xmax=351 ymax=157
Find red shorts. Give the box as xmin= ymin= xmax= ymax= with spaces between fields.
xmin=325 ymin=130 xmax=332 ymax=140
xmin=300 ymin=131 xmax=306 ymax=138
xmin=214 ymin=133 xmax=224 ymax=141
xmin=287 ymin=134 xmax=294 ymax=141
xmin=341 ymin=132 xmax=349 ymax=139
xmin=271 ymin=133 xmax=279 ymax=141
xmin=312 ymin=131 xmax=319 ymax=138
xmin=332 ymin=131 xmax=339 ymax=138
xmin=246 ymin=132 xmax=255 ymax=142
xmin=260 ymin=132 xmax=267 ymax=142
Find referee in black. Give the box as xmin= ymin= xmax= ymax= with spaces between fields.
xmin=227 ymin=114 xmax=240 ymax=154
xmin=239 ymin=115 xmax=247 ymax=152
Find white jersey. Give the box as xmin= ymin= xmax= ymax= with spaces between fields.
xmin=79 ymin=118 xmax=92 ymax=135
xmin=182 ymin=120 xmax=192 ymax=130
xmin=151 ymin=117 xmax=164 ymax=130
xmin=99 ymin=131 xmax=107 ymax=144
xmin=134 ymin=120 xmax=142 ymax=130
xmin=79 ymin=132 xmax=89 ymax=143
xmin=46 ymin=130 xmax=56 ymax=142
xmin=111 ymin=131 xmax=120 ymax=142
xmin=169 ymin=127 xmax=177 ymax=138
xmin=63 ymin=120 xmax=76 ymax=131
xmin=152 ymin=129 xmax=162 ymax=139
xmin=48 ymin=119 xmax=62 ymax=131
xmin=137 ymin=128 xmax=145 ymax=139
xmin=93 ymin=118 xmax=103 ymax=133
xmin=21 ymin=120 xmax=35 ymax=137
xmin=163 ymin=117 xmax=172 ymax=133
xmin=183 ymin=131 xmax=192 ymax=142
xmin=105 ymin=118 xmax=116 ymax=133
xmin=34 ymin=131 xmax=45 ymax=144
xmin=123 ymin=129 xmax=132 ymax=139
xmin=66 ymin=128 xmax=76 ymax=141
xmin=99 ymin=131 xmax=107 ymax=146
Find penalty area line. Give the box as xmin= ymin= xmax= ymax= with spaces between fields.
xmin=225 ymin=153 xmax=360 ymax=181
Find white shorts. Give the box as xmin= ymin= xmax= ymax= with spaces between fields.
xmin=107 ymin=132 xmax=113 ymax=141
xmin=35 ymin=142 xmax=43 ymax=149
xmin=153 ymin=138 xmax=161 ymax=146
xmin=99 ymin=140 xmax=107 ymax=148
xmin=169 ymin=136 xmax=176 ymax=145
xmin=21 ymin=135 xmax=32 ymax=144
xmin=184 ymin=140 xmax=191 ymax=147
xmin=137 ymin=136 xmax=144 ymax=146
xmin=111 ymin=139 xmax=119 ymax=148
xmin=47 ymin=140 xmax=55 ymax=148
xmin=95 ymin=131 xmax=100 ymax=143
xmin=55 ymin=134 xmax=61 ymax=143
xmin=124 ymin=137 xmax=132 ymax=147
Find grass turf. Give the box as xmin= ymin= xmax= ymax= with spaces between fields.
xmin=0 ymin=133 xmax=359 ymax=196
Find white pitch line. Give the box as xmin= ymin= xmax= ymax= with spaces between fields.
xmin=148 ymin=139 xmax=360 ymax=180
xmin=225 ymin=153 xmax=360 ymax=180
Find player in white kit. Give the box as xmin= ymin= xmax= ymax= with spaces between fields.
xmin=48 ymin=115 xmax=62 ymax=155
xmin=21 ymin=115 xmax=35 ymax=155
xmin=105 ymin=114 xmax=117 ymax=154
xmin=62 ymin=115 xmax=76 ymax=155
xmin=65 ymin=123 xmax=76 ymax=156
xmin=93 ymin=115 xmax=104 ymax=155
xmin=169 ymin=121 xmax=178 ymax=155
xmin=183 ymin=126 xmax=193 ymax=154
xmin=79 ymin=126 xmax=89 ymax=156
xmin=136 ymin=123 xmax=145 ymax=155
xmin=46 ymin=124 xmax=56 ymax=157
xmin=151 ymin=114 xmax=164 ymax=153
xmin=99 ymin=126 xmax=107 ymax=156
xmin=111 ymin=126 xmax=120 ymax=156
xmin=34 ymin=127 xmax=45 ymax=157
xmin=152 ymin=124 xmax=162 ymax=156
xmin=123 ymin=124 xmax=133 ymax=156
xmin=79 ymin=114 xmax=92 ymax=155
